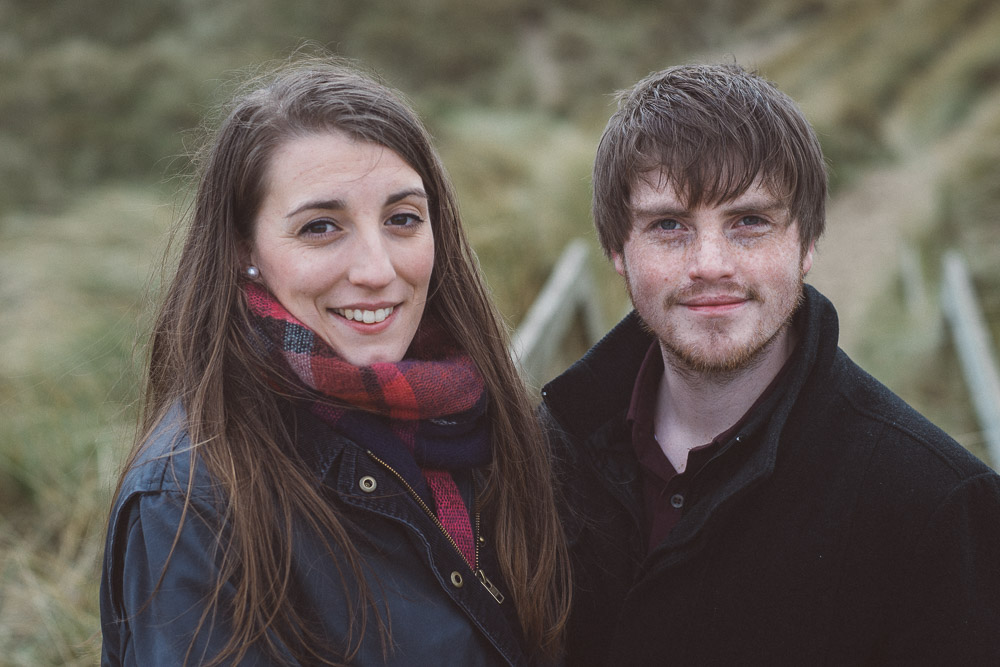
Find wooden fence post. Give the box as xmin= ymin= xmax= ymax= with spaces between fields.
xmin=941 ymin=250 xmax=1000 ymax=467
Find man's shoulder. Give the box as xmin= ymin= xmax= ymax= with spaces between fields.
xmin=542 ymin=311 xmax=652 ymax=441
xmin=821 ymin=349 xmax=995 ymax=484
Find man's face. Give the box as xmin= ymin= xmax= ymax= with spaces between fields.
xmin=613 ymin=174 xmax=814 ymax=374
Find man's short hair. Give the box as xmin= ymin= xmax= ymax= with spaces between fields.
xmin=592 ymin=63 xmax=827 ymax=257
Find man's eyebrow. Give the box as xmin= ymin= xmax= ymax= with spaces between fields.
xmin=630 ymin=204 xmax=689 ymax=219
xmin=285 ymin=188 xmax=428 ymax=219
xmin=724 ymin=202 xmax=788 ymax=216
xmin=719 ymin=190 xmax=789 ymax=212
xmin=724 ymin=200 xmax=793 ymax=225
xmin=633 ymin=196 xmax=787 ymax=215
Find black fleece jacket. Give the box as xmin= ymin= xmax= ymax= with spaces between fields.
xmin=542 ymin=285 xmax=1000 ymax=666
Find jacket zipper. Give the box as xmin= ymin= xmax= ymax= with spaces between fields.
xmin=365 ymin=450 xmax=504 ymax=604
xmin=473 ymin=510 xmax=505 ymax=603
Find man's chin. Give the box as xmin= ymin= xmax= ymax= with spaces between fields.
xmin=667 ymin=348 xmax=761 ymax=375
xmin=661 ymin=331 xmax=778 ymax=377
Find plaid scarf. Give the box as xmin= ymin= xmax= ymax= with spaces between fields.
xmin=246 ymin=283 xmax=489 ymax=567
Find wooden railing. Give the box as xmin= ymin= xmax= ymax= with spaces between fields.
xmin=509 ymin=239 xmax=606 ymax=383
xmin=941 ymin=250 xmax=1000 ymax=466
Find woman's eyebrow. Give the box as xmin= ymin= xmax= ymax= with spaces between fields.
xmin=385 ymin=188 xmax=428 ymax=205
xmin=285 ymin=198 xmax=346 ymax=219
xmin=286 ymin=188 xmax=428 ymax=219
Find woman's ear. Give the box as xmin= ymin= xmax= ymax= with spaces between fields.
xmin=238 ymin=239 xmax=253 ymax=265
xmin=238 ymin=241 xmax=260 ymax=280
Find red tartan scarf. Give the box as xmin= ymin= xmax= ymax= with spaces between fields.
xmin=246 ymin=283 xmax=488 ymax=567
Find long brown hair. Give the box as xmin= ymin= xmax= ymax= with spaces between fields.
xmin=119 ymin=55 xmax=570 ymax=664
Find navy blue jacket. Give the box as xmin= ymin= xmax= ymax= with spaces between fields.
xmin=100 ymin=403 xmax=527 ymax=665
xmin=542 ymin=286 xmax=1000 ymax=666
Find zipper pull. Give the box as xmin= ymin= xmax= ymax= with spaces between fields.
xmin=475 ymin=569 xmax=505 ymax=604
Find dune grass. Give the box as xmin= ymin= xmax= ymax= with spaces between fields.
xmin=0 ymin=186 xmax=167 ymax=664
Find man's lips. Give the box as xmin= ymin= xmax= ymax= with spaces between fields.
xmin=679 ymin=295 xmax=749 ymax=312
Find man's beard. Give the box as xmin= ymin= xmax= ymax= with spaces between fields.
xmin=626 ymin=274 xmax=806 ymax=380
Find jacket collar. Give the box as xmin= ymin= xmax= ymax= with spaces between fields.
xmin=281 ymin=402 xmax=353 ymax=484
xmin=541 ymin=309 xmax=652 ymax=442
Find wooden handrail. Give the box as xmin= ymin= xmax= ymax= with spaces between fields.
xmin=941 ymin=250 xmax=1000 ymax=467
xmin=510 ymin=239 xmax=605 ymax=382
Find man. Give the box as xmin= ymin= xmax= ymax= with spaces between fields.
xmin=542 ymin=63 xmax=1000 ymax=665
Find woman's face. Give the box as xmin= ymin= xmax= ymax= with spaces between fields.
xmin=249 ymin=131 xmax=435 ymax=367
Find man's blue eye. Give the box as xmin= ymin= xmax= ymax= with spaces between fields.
xmin=657 ymin=219 xmax=681 ymax=231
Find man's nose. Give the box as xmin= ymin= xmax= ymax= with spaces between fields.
xmin=687 ymin=230 xmax=735 ymax=282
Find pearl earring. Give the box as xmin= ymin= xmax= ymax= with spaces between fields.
xmin=245 ymin=265 xmax=260 ymax=279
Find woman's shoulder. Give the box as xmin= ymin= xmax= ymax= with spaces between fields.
xmin=116 ymin=402 xmax=218 ymax=503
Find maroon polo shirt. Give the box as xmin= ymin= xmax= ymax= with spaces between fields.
xmin=627 ymin=341 xmax=786 ymax=554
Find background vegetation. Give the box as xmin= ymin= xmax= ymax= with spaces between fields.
xmin=1 ymin=0 xmax=998 ymax=663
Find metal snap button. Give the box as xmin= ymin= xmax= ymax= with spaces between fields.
xmin=450 ymin=571 xmax=464 ymax=588
xmin=359 ymin=476 xmax=377 ymax=493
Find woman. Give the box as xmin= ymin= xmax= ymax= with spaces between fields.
xmin=99 ymin=57 xmax=570 ymax=666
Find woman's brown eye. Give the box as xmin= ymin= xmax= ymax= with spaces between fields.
xmin=303 ymin=220 xmax=337 ymax=235
xmin=387 ymin=213 xmax=422 ymax=227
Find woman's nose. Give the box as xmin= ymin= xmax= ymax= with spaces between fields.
xmin=347 ymin=231 xmax=396 ymax=288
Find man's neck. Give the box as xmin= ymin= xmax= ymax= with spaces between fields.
xmin=653 ymin=328 xmax=796 ymax=472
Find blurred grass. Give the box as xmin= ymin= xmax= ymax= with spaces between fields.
xmin=435 ymin=109 xmax=603 ymax=323
xmin=2 ymin=0 xmax=1000 ymax=663
xmin=942 ymin=111 xmax=1000 ymax=372
xmin=0 ymin=186 xmax=167 ymax=664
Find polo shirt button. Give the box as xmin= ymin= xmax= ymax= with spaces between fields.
xmin=450 ymin=571 xmax=465 ymax=588
xmin=670 ymin=493 xmax=685 ymax=509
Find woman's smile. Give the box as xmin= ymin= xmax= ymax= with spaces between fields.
xmin=331 ymin=305 xmax=395 ymax=324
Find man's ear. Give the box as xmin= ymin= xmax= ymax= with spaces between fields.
xmin=801 ymin=241 xmax=815 ymax=276
xmin=612 ymin=251 xmax=626 ymax=277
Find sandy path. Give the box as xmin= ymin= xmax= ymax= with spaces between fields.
xmin=807 ymin=160 xmax=938 ymax=355
xmin=807 ymin=90 xmax=1000 ymax=356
